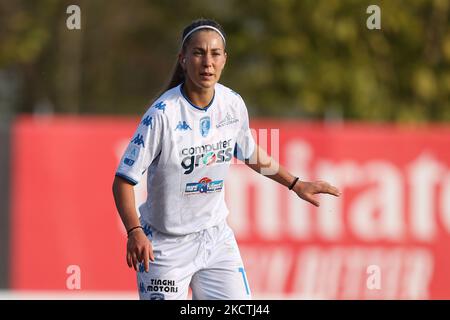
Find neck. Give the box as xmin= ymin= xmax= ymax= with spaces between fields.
xmin=183 ymin=79 xmax=215 ymax=108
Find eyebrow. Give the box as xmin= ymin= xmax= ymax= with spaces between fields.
xmin=192 ymin=47 xmax=223 ymax=52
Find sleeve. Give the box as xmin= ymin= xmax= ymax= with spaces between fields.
xmin=234 ymin=96 xmax=256 ymax=161
xmin=115 ymin=107 xmax=165 ymax=185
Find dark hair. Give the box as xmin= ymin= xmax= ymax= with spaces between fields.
xmin=164 ymin=18 xmax=226 ymax=91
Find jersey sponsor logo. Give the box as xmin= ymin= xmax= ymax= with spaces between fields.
xmin=131 ymin=134 xmax=145 ymax=147
xmin=202 ymin=151 xmax=217 ymax=165
xmin=175 ymin=120 xmax=192 ymax=131
xmin=153 ymin=101 xmax=166 ymax=112
xmin=181 ymin=139 xmax=233 ymax=174
xmin=185 ymin=177 xmax=224 ymax=195
xmin=141 ymin=115 xmax=153 ymax=128
xmin=216 ymin=112 xmax=239 ymax=128
xmin=200 ymin=116 xmax=211 ymax=137
xmin=149 ymin=293 xmax=165 ymax=300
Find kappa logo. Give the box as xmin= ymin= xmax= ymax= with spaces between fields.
xmin=216 ymin=113 xmax=239 ymax=128
xmin=175 ymin=120 xmax=192 ymax=131
xmin=142 ymin=224 xmax=152 ymax=237
xmin=131 ymin=134 xmax=145 ymax=147
xmin=141 ymin=116 xmax=153 ymax=128
xmin=153 ymin=101 xmax=166 ymax=112
xmin=200 ymin=116 xmax=211 ymax=137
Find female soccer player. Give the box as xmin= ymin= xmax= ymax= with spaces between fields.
xmin=112 ymin=18 xmax=340 ymax=300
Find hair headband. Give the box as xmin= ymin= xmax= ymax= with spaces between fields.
xmin=181 ymin=25 xmax=226 ymax=48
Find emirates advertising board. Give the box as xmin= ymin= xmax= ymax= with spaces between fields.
xmin=10 ymin=116 xmax=450 ymax=299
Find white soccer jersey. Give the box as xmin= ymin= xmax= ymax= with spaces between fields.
xmin=116 ymin=83 xmax=256 ymax=235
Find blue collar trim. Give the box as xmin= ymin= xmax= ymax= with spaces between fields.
xmin=180 ymin=83 xmax=215 ymax=112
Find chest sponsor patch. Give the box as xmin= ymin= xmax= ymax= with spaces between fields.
xmin=185 ymin=177 xmax=223 ymax=195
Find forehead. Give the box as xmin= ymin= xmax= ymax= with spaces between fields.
xmin=186 ymin=30 xmax=225 ymax=49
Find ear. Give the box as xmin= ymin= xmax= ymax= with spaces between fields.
xmin=223 ymin=51 xmax=228 ymax=66
xmin=178 ymin=53 xmax=186 ymax=70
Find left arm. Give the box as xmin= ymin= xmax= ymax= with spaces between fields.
xmin=244 ymin=145 xmax=341 ymax=207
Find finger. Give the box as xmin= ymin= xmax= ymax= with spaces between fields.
xmin=304 ymin=194 xmax=320 ymax=207
xmin=330 ymin=186 xmax=341 ymax=196
xmin=322 ymin=186 xmax=341 ymax=197
xmin=131 ymin=252 xmax=138 ymax=271
xmin=149 ymin=244 xmax=155 ymax=262
xmin=314 ymin=182 xmax=340 ymax=197
xmin=126 ymin=251 xmax=132 ymax=268
xmin=136 ymin=248 xmax=143 ymax=263
xmin=143 ymin=247 xmax=150 ymax=273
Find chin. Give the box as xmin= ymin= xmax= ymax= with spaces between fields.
xmin=197 ymin=80 xmax=216 ymax=89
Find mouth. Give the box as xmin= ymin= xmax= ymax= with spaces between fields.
xmin=200 ymin=72 xmax=214 ymax=79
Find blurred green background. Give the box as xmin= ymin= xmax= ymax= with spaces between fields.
xmin=1 ymin=0 xmax=449 ymax=122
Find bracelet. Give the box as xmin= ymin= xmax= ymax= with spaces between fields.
xmin=288 ymin=177 xmax=299 ymax=190
xmin=127 ymin=226 xmax=143 ymax=237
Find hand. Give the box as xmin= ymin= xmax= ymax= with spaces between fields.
xmin=293 ymin=180 xmax=341 ymax=207
xmin=126 ymin=228 xmax=154 ymax=272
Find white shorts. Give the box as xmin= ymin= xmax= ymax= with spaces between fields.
xmin=137 ymin=219 xmax=251 ymax=300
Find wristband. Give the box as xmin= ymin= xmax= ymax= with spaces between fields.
xmin=288 ymin=177 xmax=299 ymax=190
xmin=127 ymin=226 xmax=143 ymax=237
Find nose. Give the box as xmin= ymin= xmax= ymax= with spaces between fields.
xmin=202 ymin=53 xmax=213 ymax=67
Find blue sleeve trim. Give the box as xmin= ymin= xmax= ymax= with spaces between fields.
xmin=233 ymin=143 xmax=253 ymax=161
xmin=115 ymin=172 xmax=138 ymax=186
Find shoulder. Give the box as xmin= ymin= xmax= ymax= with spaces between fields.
xmin=215 ymin=83 xmax=244 ymax=103
xmin=215 ymin=83 xmax=249 ymax=117
xmin=143 ymin=85 xmax=183 ymax=120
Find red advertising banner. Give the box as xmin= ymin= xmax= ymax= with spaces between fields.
xmin=10 ymin=116 xmax=450 ymax=299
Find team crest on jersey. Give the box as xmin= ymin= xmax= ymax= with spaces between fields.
xmin=216 ymin=113 xmax=239 ymax=128
xmin=200 ymin=116 xmax=211 ymax=137
xmin=185 ymin=177 xmax=223 ymax=195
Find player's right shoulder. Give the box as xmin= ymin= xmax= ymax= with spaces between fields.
xmin=145 ymin=86 xmax=181 ymax=117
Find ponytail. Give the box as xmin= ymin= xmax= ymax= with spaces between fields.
xmin=146 ymin=59 xmax=184 ymax=108
xmin=164 ymin=60 xmax=185 ymax=91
